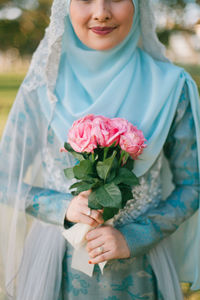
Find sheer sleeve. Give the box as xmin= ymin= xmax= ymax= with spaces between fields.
xmin=0 ymin=87 xmax=73 ymax=228
xmin=23 ymin=126 xmax=74 ymax=227
xmin=116 ymin=83 xmax=200 ymax=257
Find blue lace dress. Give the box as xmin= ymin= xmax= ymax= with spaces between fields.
xmin=26 ymin=84 xmax=199 ymax=300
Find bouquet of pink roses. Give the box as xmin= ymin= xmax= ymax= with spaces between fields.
xmin=61 ymin=114 xmax=146 ymax=222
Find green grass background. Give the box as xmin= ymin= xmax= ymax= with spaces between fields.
xmin=0 ymin=67 xmax=200 ymax=299
xmin=0 ymin=72 xmax=25 ymax=137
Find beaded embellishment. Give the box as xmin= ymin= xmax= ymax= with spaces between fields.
xmin=113 ymin=154 xmax=163 ymax=226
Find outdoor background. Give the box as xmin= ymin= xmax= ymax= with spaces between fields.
xmin=0 ymin=0 xmax=200 ymax=299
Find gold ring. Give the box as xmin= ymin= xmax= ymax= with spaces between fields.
xmin=86 ymin=208 xmax=92 ymax=217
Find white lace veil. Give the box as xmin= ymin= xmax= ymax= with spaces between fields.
xmin=0 ymin=1 xmax=187 ymax=299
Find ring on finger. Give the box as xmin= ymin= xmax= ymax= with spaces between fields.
xmin=86 ymin=208 xmax=92 ymax=217
xmin=98 ymin=246 xmax=104 ymax=255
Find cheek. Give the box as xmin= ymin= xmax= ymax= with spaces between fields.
xmin=116 ymin=3 xmax=134 ymax=30
xmin=70 ymin=3 xmax=89 ymax=31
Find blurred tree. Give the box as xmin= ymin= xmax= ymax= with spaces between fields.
xmin=0 ymin=0 xmax=200 ymax=55
xmin=160 ymin=0 xmax=200 ymax=5
xmin=156 ymin=0 xmax=200 ymax=47
xmin=0 ymin=0 xmax=52 ymax=55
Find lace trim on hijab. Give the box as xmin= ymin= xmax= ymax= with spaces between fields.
xmin=23 ymin=0 xmax=67 ymax=102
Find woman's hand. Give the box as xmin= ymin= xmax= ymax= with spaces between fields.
xmin=86 ymin=226 xmax=130 ymax=264
xmin=66 ymin=190 xmax=104 ymax=227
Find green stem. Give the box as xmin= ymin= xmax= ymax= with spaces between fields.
xmin=92 ymin=152 xmax=95 ymax=162
xmin=103 ymin=147 xmax=109 ymax=160
xmin=118 ymin=150 xmax=126 ymax=166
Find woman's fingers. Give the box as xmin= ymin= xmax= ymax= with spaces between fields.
xmin=89 ymin=245 xmax=109 ymax=259
xmin=86 ymin=226 xmax=106 ymax=241
xmin=90 ymin=209 xmax=104 ymax=224
xmin=78 ymin=206 xmax=103 ymax=225
xmin=87 ymin=236 xmax=104 ymax=252
xmin=80 ymin=191 xmax=104 ymax=224
xmin=66 ymin=190 xmax=104 ymax=226
xmin=89 ymin=251 xmax=112 ymax=264
xmin=86 ymin=226 xmax=131 ymax=263
xmin=79 ymin=215 xmax=99 ymax=227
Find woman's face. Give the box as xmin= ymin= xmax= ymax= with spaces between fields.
xmin=70 ymin=0 xmax=134 ymax=51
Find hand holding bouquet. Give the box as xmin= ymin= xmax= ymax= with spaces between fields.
xmin=61 ymin=114 xmax=146 ymax=276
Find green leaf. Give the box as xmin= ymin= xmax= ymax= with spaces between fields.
xmin=106 ymin=157 xmax=118 ymax=182
xmin=73 ymin=160 xmax=94 ymax=179
xmin=96 ymin=151 xmax=117 ymax=181
xmin=70 ymin=181 xmax=94 ymax=194
xmin=88 ymin=190 xmax=103 ymax=210
xmin=70 ymin=177 xmax=102 ymax=191
xmin=91 ymin=179 xmax=103 ymax=189
xmin=95 ymin=183 xmax=122 ymax=208
xmin=64 ymin=142 xmax=85 ymax=161
xmin=64 ymin=142 xmax=74 ymax=153
xmin=114 ymin=168 xmax=139 ymax=186
xmin=124 ymin=156 xmax=134 ymax=171
xmin=64 ymin=167 xmax=74 ymax=179
xmin=70 ymin=181 xmax=91 ymax=189
xmin=72 ymin=152 xmax=87 ymax=162
xmin=71 ymin=190 xmax=79 ymax=196
xmin=78 ymin=176 xmax=94 ymax=184
xmin=119 ymin=184 xmax=133 ymax=207
xmin=103 ymin=207 xmax=119 ymax=221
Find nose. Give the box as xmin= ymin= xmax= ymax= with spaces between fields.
xmin=93 ymin=0 xmax=111 ymax=22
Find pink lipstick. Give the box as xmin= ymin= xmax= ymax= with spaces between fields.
xmin=91 ymin=26 xmax=116 ymax=35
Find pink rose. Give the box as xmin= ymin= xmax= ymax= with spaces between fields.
xmin=92 ymin=116 xmax=113 ymax=147
xmin=68 ymin=114 xmax=97 ymax=153
xmin=108 ymin=118 xmax=129 ymax=145
xmin=119 ymin=123 xmax=146 ymax=159
xmin=67 ymin=114 xmax=146 ymax=157
xmin=92 ymin=116 xmax=127 ymax=147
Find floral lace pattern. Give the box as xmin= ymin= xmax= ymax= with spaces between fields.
xmin=41 ymin=146 xmax=71 ymax=193
xmin=114 ymin=154 xmax=162 ymax=226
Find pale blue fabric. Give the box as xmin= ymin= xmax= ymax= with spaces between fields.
xmin=26 ymin=85 xmax=199 ymax=299
xmin=1 ymin=0 xmax=200 ymax=298
xmin=49 ymin=0 xmax=185 ymax=176
xmin=36 ymin=0 xmax=200 ymax=291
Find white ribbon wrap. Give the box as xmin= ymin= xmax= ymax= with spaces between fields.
xmin=62 ymin=220 xmax=113 ymax=276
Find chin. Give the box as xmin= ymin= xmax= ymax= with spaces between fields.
xmin=78 ymin=34 xmax=119 ymax=51
xmin=87 ymin=42 xmax=118 ymax=51
xmin=92 ymin=46 xmax=114 ymax=51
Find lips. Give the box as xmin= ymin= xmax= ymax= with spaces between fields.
xmin=90 ymin=26 xmax=117 ymax=35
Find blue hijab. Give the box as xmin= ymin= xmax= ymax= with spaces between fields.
xmin=42 ymin=0 xmax=193 ymax=177
xmin=38 ymin=0 xmax=200 ymax=289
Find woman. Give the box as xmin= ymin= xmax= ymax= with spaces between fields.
xmin=0 ymin=0 xmax=200 ymax=299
